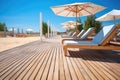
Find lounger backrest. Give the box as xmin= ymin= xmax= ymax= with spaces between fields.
xmin=77 ymin=29 xmax=85 ymax=37
xmin=92 ymin=25 xmax=115 ymax=45
xmin=68 ymin=31 xmax=73 ymax=36
xmin=80 ymin=27 xmax=94 ymax=39
xmin=71 ymin=32 xmax=76 ymax=37
xmin=117 ymin=32 xmax=120 ymax=37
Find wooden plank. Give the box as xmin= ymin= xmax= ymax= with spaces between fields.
xmin=0 ymin=44 xmax=38 ymax=70
xmin=0 ymin=47 xmax=38 ymax=80
xmin=59 ymin=47 xmax=65 ymax=80
xmin=28 ymin=48 xmax=51 ymax=80
xmin=69 ymin=53 xmax=85 ymax=80
xmin=102 ymin=63 xmax=120 ymax=77
xmin=0 ymin=47 xmax=26 ymax=63
xmin=47 ymin=47 xmax=56 ymax=80
xmin=104 ymin=62 xmax=120 ymax=74
xmin=88 ymin=54 xmax=118 ymax=80
xmin=95 ymin=51 xmax=120 ymax=77
xmin=8 ymin=46 xmax=44 ymax=80
xmin=0 ymin=45 xmax=31 ymax=61
xmin=71 ymin=52 xmax=90 ymax=80
xmin=22 ymin=47 xmax=48 ymax=80
xmin=83 ymin=57 xmax=105 ymax=80
xmin=16 ymin=47 xmax=49 ymax=80
xmin=53 ymin=47 xmax=59 ymax=80
xmin=0 ymin=48 xmax=34 ymax=75
xmin=0 ymin=54 xmax=25 ymax=72
xmin=92 ymin=56 xmax=120 ymax=79
xmin=5 ymin=46 xmax=41 ymax=80
xmin=0 ymin=46 xmax=34 ymax=71
xmin=75 ymin=52 xmax=98 ymax=80
xmin=40 ymin=47 xmax=55 ymax=80
xmin=35 ymin=47 xmax=54 ymax=80
xmin=77 ymin=50 xmax=105 ymax=80
xmin=77 ymin=50 xmax=120 ymax=80
xmin=66 ymin=55 xmax=78 ymax=80
xmin=62 ymin=48 xmax=71 ymax=80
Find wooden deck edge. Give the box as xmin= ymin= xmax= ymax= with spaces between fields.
xmin=63 ymin=45 xmax=120 ymax=56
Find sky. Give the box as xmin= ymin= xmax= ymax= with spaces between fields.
xmin=0 ymin=0 xmax=120 ymax=32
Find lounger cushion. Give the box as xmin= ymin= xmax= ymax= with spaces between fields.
xmin=92 ymin=25 xmax=115 ymax=44
xmin=64 ymin=41 xmax=98 ymax=46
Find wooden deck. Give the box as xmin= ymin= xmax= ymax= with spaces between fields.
xmin=0 ymin=37 xmax=120 ymax=80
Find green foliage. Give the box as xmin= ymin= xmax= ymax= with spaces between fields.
xmin=0 ymin=22 xmax=7 ymax=31
xmin=94 ymin=21 xmax=102 ymax=33
xmin=84 ymin=20 xmax=91 ymax=30
xmin=48 ymin=26 xmax=51 ymax=33
xmin=77 ymin=18 xmax=83 ymax=32
xmin=42 ymin=22 xmax=47 ymax=35
xmin=42 ymin=21 xmax=51 ymax=35
xmin=84 ymin=15 xmax=95 ymax=30
xmin=84 ymin=15 xmax=102 ymax=33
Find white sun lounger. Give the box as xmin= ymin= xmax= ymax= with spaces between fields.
xmin=62 ymin=27 xmax=94 ymax=44
xmin=63 ymin=25 xmax=120 ymax=56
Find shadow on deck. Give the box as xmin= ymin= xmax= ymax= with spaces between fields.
xmin=68 ymin=50 xmax=120 ymax=63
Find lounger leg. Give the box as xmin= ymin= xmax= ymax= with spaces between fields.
xmin=63 ymin=46 xmax=67 ymax=56
xmin=62 ymin=39 xmax=64 ymax=44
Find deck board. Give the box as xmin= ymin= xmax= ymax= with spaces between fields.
xmin=0 ymin=37 xmax=120 ymax=80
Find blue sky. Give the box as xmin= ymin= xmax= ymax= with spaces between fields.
xmin=0 ymin=0 xmax=120 ymax=32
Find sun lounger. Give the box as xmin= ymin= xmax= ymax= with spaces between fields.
xmin=61 ymin=31 xmax=76 ymax=38
xmin=62 ymin=30 xmax=85 ymax=38
xmin=62 ymin=27 xmax=94 ymax=44
xmin=61 ymin=31 xmax=72 ymax=37
xmin=63 ymin=25 xmax=120 ymax=56
xmin=77 ymin=29 xmax=85 ymax=37
xmin=71 ymin=32 xmax=76 ymax=37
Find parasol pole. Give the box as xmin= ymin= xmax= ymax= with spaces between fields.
xmin=40 ymin=12 xmax=42 ymax=41
xmin=75 ymin=5 xmax=78 ymax=37
xmin=113 ymin=16 xmax=116 ymax=25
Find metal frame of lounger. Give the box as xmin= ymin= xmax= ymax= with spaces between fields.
xmin=63 ymin=25 xmax=120 ymax=56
